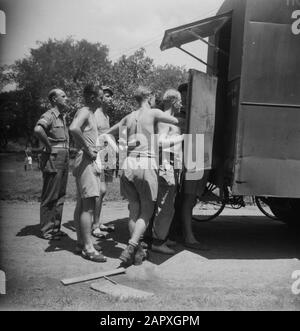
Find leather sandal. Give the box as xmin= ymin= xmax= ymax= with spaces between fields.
xmin=92 ymin=228 xmax=108 ymax=239
xmin=75 ymin=244 xmax=103 ymax=255
xmin=100 ymin=224 xmax=115 ymax=233
xmin=81 ymin=250 xmax=107 ymax=263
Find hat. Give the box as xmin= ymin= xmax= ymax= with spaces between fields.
xmin=101 ymin=86 xmax=114 ymax=96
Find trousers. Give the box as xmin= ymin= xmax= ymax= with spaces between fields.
xmin=40 ymin=149 xmax=69 ymax=238
xmin=152 ymin=167 xmax=180 ymax=243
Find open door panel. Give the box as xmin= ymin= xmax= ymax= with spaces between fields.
xmin=185 ymin=69 xmax=218 ymax=181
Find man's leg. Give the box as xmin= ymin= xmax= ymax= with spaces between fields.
xmin=80 ymin=198 xmax=96 ymax=252
xmin=92 ymin=177 xmax=106 ymax=233
xmin=181 ymin=193 xmax=198 ymax=244
xmin=74 ymin=197 xmax=82 ymax=245
xmin=181 ymin=172 xmax=210 ymax=250
xmin=53 ymin=165 xmax=69 ymax=234
xmin=152 ymin=176 xmax=176 ymax=243
xmin=128 ymin=200 xmax=140 ymax=236
xmin=119 ymin=199 xmax=154 ymax=266
xmin=79 ymin=197 xmax=107 ymax=262
xmin=130 ymin=196 xmax=155 ymax=245
xmin=119 ymin=171 xmax=155 ymax=265
xmin=40 ymin=172 xmax=59 ymax=239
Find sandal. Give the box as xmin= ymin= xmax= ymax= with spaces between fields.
xmin=54 ymin=231 xmax=68 ymax=237
xmin=92 ymin=228 xmax=109 ymax=239
xmin=81 ymin=250 xmax=107 ymax=263
xmin=75 ymin=244 xmax=103 ymax=255
xmin=99 ymin=224 xmax=115 ymax=233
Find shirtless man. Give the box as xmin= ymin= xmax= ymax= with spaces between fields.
xmin=92 ymin=86 xmax=116 ymax=239
xmin=103 ymin=86 xmax=179 ymax=267
xmin=70 ymin=83 xmax=107 ymax=263
xmin=171 ymin=83 xmax=209 ymax=250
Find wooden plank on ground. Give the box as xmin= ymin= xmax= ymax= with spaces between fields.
xmin=61 ymin=268 xmax=126 ymax=286
xmin=0 ymin=270 xmax=5 ymax=295
xmin=91 ymin=281 xmax=154 ymax=300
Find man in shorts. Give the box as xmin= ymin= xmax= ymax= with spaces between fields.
xmin=70 ymin=83 xmax=107 ymax=263
xmin=92 ymin=86 xmax=116 ymax=238
xmin=103 ymin=86 xmax=179 ymax=266
xmin=171 ymin=83 xmax=210 ymax=250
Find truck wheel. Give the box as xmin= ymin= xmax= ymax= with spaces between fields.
xmin=255 ymin=197 xmax=278 ymax=220
xmin=268 ymin=198 xmax=300 ymax=228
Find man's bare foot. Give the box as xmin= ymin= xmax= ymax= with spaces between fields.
xmin=152 ymin=243 xmax=176 ymax=255
xmin=165 ymin=239 xmax=177 ymax=247
xmin=184 ymin=240 xmax=210 ymax=251
xmin=92 ymin=228 xmax=108 ymax=239
xmin=81 ymin=250 xmax=107 ymax=263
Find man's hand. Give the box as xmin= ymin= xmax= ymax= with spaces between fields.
xmin=85 ymin=147 xmax=98 ymax=161
xmin=45 ymin=146 xmax=52 ymax=154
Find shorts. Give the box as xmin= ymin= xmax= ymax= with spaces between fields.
xmin=183 ymin=169 xmax=210 ymax=196
xmin=73 ymin=151 xmax=101 ymax=199
xmin=120 ymin=166 xmax=158 ymax=203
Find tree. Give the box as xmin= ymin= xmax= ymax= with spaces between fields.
xmin=14 ymin=37 xmax=112 ymax=135
xmin=148 ymin=64 xmax=188 ymax=97
xmin=4 ymin=40 xmax=188 ymax=142
xmin=0 ymin=65 xmax=16 ymax=91
xmin=109 ymin=48 xmax=154 ymax=123
xmin=109 ymin=49 xmax=188 ymax=123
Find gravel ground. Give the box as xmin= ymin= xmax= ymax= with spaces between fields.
xmin=0 ymin=201 xmax=300 ymax=311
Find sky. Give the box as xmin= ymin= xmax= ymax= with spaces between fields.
xmin=0 ymin=0 xmax=224 ymax=71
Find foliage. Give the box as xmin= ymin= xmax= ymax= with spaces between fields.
xmin=0 ymin=38 xmax=188 ymax=144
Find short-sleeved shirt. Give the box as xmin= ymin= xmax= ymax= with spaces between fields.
xmin=36 ymin=108 xmax=69 ymax=146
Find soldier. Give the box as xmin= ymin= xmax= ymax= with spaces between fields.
xmin=34 ymin=89 xmax=70 ymax=240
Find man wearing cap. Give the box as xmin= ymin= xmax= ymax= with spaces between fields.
xmin=92 ymin=86 xmax=116 ymax=238
xmin=34 ymin=89 xmax=70 ymax=240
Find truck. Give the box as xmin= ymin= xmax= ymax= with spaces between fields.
xmin=160 ymin=0 xmax=300 ymax=226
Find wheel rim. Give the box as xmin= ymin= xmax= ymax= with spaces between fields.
xmin=192 ymin=183 xmax=226 ymax=222
xmin=255 ymin=197 xmax=278 ymax=220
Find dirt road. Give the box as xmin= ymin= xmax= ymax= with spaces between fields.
xmin=0 ymin=201 xmax=299 ymax=311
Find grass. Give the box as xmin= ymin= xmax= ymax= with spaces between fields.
xmin=0 ymin=153 xmax=122 ymax=202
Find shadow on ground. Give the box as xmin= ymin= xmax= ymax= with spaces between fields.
xmin=16 ymin=215 xmax=300 ymax=264
xmin=44 ymin=236 xmax=78 ymax=254
xmin=102 ymin=215 xmax=300 ymax=264
xmin=16 ymin=222 xmax=78 ymax=254
xmin=16 ymin=224 xmax=40 ymax=238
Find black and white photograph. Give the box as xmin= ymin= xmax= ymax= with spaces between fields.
xmin=0 ymin=0 xmax=300 ymax=313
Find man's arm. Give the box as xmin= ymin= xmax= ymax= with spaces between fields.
xmin=34 ymin=125 xmax=52 ymax=153
xmin=70 ymin=108 xmax=97 ymax=160
xmin=153 ymin=109 xmax=179 ymax=126
xmin=159 ymin=133 xmax=184 ymax=148
xmin=104 ymin=116 xmax=127 ymax=137
xmin=157 ymin=122 xmax=184 ymax=148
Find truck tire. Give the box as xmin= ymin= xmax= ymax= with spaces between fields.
xmin=268 ymin=198 xmax=300 ymax=228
